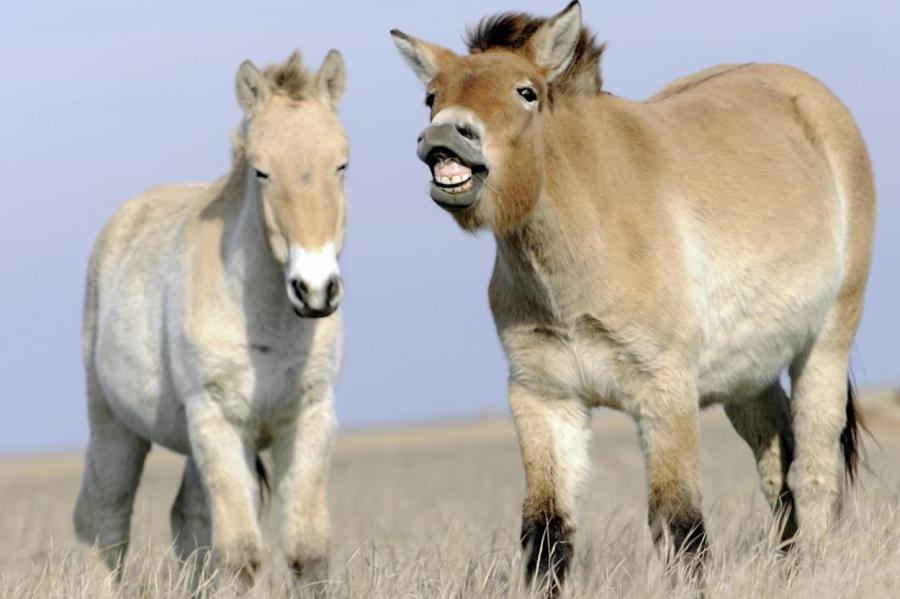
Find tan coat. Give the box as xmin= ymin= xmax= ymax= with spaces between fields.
xmin=393 ymin=1 xmax=875 ymax=593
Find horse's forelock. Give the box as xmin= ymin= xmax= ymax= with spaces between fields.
xmin=263 ymin=51 xmax=315 ymax=102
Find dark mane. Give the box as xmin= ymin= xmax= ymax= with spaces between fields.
xmin=263 ymin=51 xmax=314 ymax=101
xmin=464 ymin=11 xmax=606 ymax=96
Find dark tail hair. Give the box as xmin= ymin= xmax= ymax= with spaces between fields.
xmin=255 ymin=454 xmax=270 ymax=508
xmin=840 ymin=379 xmax=866 ymax=484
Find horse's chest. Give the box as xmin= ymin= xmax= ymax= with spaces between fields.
xmin=501 ymin=323 xmax=626 ymax=407
xmin=212 ymin=349 xmax=306 ymax=426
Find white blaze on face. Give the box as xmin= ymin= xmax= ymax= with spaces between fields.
xmin=286 ymin=241 xmax=341 ymax=312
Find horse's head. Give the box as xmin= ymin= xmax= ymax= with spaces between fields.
xmin=235 ymin=50 xmax=348 ymax=318
xmin=392 ymin=1 xmax=598 ymax=233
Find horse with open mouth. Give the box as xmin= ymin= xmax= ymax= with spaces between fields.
xmin=74 ymin=50 xmax=348 ymax=593
xmin=393 ymin=1 xmax=875 ymax=595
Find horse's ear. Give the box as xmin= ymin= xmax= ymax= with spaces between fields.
xmin=317 ymin=49 xmax=346 ymax=109
xmin=235 ymin=60 xmax=270 ymax=113
xmin=390 ymin=30 xmax=455 ymax=86
xmin=528 ymin=1 xmax=582 ymax=83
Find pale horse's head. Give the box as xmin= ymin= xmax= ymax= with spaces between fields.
xmin=235 ymin=50 xmax=348 ymax=318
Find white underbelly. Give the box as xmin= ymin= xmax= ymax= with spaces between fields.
xmin=502 ymin=262 xmax=842 ymax=410
xmin=694 ymin=265 xmax=841 ymax=402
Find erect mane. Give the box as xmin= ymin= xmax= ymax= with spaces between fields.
xmin=263 ymin=50 xmax=315 ymax=101
xmin=464 ymin=11 xmax=606 ymax=96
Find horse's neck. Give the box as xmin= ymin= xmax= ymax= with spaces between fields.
xmin=495 ymin=115 xmax=610 ymax=322
xmin=220 ymin=165 xmax=290 ymax=320
xmin=495 ymin=201 xmax=591 ymax=322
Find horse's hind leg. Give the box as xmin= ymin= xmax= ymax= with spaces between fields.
xmin=170 ymin=456 xmax=212 ymax=590
xmin=74 ymin=375 xmax=150 ymax=575
xmin=724 ymin=383 xmax=797 ymax=543
xmin=787 ymin=301 xmax=861 ymax=540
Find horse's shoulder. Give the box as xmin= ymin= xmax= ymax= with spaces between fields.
xmin=88 ymin=183 xmax=207 ymax=285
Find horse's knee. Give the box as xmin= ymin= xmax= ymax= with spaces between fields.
xmin=637 ymin=393 xmax=709 ymax=578
xmin=508 ymin=386 xmax=589 ymax=595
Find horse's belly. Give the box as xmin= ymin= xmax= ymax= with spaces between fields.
xmin=93 ymin=281 xmax=193 ymax=452
xmin=694 ymin=269 xmax=839 ymax=403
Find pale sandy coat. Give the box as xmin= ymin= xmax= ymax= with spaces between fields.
xmin=74 ymin=50 xmax=348 ymax=592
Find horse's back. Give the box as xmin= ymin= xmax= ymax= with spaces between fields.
xmin=87 ymin=183 xmax=204 ymax=291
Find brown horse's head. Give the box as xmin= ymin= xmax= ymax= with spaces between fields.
xmin=391 ymin=1 xmax=602 ymax=232
xmin=235 ymin=50 xmax=348 ymax=317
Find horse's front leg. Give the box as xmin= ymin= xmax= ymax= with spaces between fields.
xmin=271 ymin=383 xmax=337 ymax=593
xmin=509 ymin=383 xmax=591 ymax=597
xmin=185 ymin=395 xmax=263 ymax=589
xmin=632 ymin=374 xmax=708 ymax=579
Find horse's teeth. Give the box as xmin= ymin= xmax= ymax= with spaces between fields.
xmin=434 ymin=173 xmax=474 ymax=188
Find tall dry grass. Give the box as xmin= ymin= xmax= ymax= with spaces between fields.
xmin=2 ymin=394 xmax=899 ymax=598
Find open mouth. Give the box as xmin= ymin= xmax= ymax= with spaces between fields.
xmin=430 ymin=150 xmax=480 ymax=193
xmin=417 ymin=123 xmax=489 ymax=213
xmin=424 ymin=148 xmax=488 ymax=211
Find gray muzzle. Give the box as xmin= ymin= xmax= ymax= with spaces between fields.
xmin=416 ymin=124 xmax=488 ymax=212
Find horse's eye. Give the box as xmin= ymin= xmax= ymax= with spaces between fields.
xmin=255 ymin=169 xmax=269 ymax=181
xmin=336 ymin=162 xmax=348 ymax=174
xmin=425 ymin=93 xmax=435 ymax=108
xmin=517 ymin=86 xmax=538 ymax=104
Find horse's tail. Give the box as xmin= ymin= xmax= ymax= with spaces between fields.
xmin=840 ymin=378 xmax=867 ymax=484
xmin=255 ymin=454 xmax=270 ymax=509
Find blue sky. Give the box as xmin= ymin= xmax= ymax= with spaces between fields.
xmin=0 ymin=0 xmax=897 ymax=453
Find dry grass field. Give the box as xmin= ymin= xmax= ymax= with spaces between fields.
xmin=2 ymin=390 xmax=899 ymax=598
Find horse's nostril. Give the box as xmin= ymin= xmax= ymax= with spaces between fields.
xmin=291 ymin=278 xmax=308 ymax=303
xmin=326 ymin=276 xmax=342 ymax=305
xmin=456 ymin=125 xmax=479 ymax=141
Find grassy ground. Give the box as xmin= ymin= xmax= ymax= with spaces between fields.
xmin=2 ymin=390 xmax=899 ymax=597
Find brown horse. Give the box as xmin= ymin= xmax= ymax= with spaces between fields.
xmin=392 ymin=1 xmax=875 ymax=594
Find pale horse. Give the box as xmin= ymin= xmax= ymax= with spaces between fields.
xmin=74 ymin=49 xmax=348 ymax=590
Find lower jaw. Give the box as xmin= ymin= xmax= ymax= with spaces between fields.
xmin=429 ymin=177 xmax=484 ymax=212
